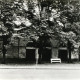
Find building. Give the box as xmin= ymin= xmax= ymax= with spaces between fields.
xmin=0 ymin=0 xmax=80 ymax=64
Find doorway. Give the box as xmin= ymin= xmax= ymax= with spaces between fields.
xmin=58 ymin=49 xmax=68 ymax=62
xmin=26 ymin=49 xmax=35 ymax=62
xmin=42 ymin=48 xmax=51 ymax=63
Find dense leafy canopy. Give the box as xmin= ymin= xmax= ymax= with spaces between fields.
xmin=0 ymin=0 xmax=80 ymax=47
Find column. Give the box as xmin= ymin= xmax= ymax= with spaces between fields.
xmin=35 ymin=48 xmax=39 ymax=64
xmin=51 ymin=47 xmax=58 ymax=59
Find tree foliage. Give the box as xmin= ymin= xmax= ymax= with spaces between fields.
xmin=0 ymin=0 xmax=80 ymax=47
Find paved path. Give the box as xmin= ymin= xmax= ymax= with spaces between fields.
xmin=0 ymin=64 xmax=80 ymax=80
xmin=0 ymin=63 xmax=80 ymax=69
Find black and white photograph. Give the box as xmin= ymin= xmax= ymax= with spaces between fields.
xmin=0 ymin=0 xmax=80 ymax=80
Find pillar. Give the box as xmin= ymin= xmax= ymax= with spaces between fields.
xmin=35 ymin=48 xmax=39 ymax=64
xmin=51 ymin=47 xmax=58 ymax=59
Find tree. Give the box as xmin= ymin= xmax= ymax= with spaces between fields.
xmin=0 ymin=0 xmax=80 ymax=63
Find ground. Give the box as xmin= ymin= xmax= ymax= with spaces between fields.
xmin=0 ymin=64 xmax=80 ymax=80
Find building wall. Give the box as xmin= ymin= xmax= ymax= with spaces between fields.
xmin=6 ymin=46 xmax=26 ymax=58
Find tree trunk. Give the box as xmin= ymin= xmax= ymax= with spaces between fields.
xmin=18 ymin=38 xmax=20 ymax=58
xmin=38 ymin=48 xmax=43 ymax=64
xmin=68 ymin=49 xmax=71 ymax=63
xmin=2 ymin=45 xmax=6 ymax=64
xmin=3 ymin=52 xmax=6 ymax=64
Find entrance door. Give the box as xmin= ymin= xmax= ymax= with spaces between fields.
xmin=58 ymin=50 xmax=68 ymax=62
xmin=42 ymin=48 xmax=51 ymax=63
xmin=26 ymin=49 xmax=35 ymax=62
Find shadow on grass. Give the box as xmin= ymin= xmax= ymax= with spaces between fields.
xmin=0 ymin=58 xmax=36 ymax=64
